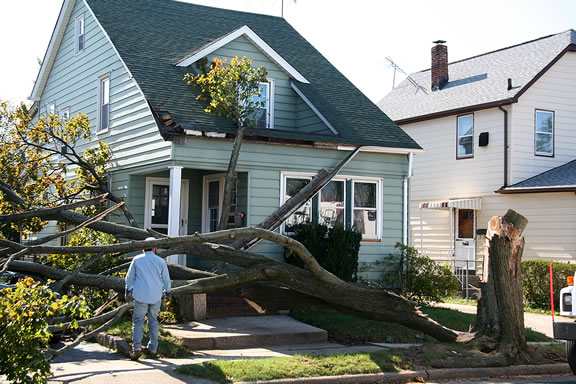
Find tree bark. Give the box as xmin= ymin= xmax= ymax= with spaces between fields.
xmin=475 ymin=209 xmax=529 ymax=362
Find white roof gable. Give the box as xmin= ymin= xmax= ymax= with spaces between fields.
xmin=175 ymin=25 xmax=309 ymax=84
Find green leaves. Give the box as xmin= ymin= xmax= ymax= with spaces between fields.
xmin=184 ymin=56 xmax=268 ymax=128
xmin=0 ymin=103 xmax=112 ymax=235
xmin=0 ymin=278 xmax=90 ymax=384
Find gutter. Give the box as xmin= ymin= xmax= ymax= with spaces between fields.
xmin=496 ymin=186 xmax=576 ymax=194
xmin=498 ymin=105 xmax=509 ymax=188
xmin=403 ymin=152 xmax=414 ymax=245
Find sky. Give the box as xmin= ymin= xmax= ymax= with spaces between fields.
xmin=0 ymin=0 xmax=575 ymax=105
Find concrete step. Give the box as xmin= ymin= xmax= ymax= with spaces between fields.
xmin=163 ymin=315 xmax=328 ymax=350
xmin=206 ymin=293 xmax=261 ymax=318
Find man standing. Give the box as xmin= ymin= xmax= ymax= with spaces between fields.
xmin=125 ymin=237 xmax=171 ymax=360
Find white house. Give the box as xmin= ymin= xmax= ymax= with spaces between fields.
xmin=379 ymin=30 xmax=576 ymax=274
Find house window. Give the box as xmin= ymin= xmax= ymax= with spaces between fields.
xmin=74 ymin=14 xmax=85 ymax=54
xmin=249 ymin=81 xmax=274 ymax=128
xmin=457 ymin=114 xmax=474 ymax=159
xmin=319 ymin=180 xmax=345 ymax=228
xmin=60 ymin=107 xmax=70 ymax=121
xmin=535 ymin=110 xmax=554 ymax=157
xmin=282 ymin=174 xmax=381 ymax=239
xmin=202 ymin=174 xmax=240 ymax=232
xmin=284 ymin=177 xmax=312 ymax=233
xmin=98 ymin=75 xmax=110 ymax=132
xmin=47 ymin=102 xmax=55 ymax=115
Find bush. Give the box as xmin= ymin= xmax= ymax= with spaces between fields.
xmin=0 ymin=278 xmax=89 ymax=384
xmin=523 ymin=260 xmax=576 ymax=311
xmin=365 ymin=243 xmax=460 ymax=304
xmin=284 ymin=223 xmax=361 ymax=282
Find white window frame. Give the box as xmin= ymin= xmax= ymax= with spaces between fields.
xmin=47 ymin=102 xmax=55 ymax=116
xmin=351 ymin=179 xmax=381 ymax=240
xmin=280 ymin=172 xmax=382 ymax=240
xmin=74 ymin=14 xmax=85 ymax=54
xmin=280 ymin=174 xmax=313 ymax=234
xmin=535 ymin=109 xmax=554 ymax=157
xmin=251 ymin=80 xmax=274 ymax=129
xmin=60 ymin=107 xmax=70 ymax=121
xmin=457 ymin=114 xmax=474 ymax=159
xmin=201 ymin=174 xmax=239 ymax=232
xmin=144 ymin=177 xmax=189 ymax=235
xmin=98 ymin=74 xmax=110 ymax=133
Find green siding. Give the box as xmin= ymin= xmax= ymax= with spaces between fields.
xmin=38 ymin=0 xmax=171 ymax=173
xmin=207 ymin=35 xmax=332 ymax=134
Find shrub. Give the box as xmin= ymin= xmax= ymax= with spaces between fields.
xmin=0 ymin=278 xmax=89 ymax=384
xmin=284 ymin=223 xmax=361 ymax=282
xmin=523 ymin=260 xmax=576 ymax=311
xmin=365 ymin=243 xmax=460 ymax=304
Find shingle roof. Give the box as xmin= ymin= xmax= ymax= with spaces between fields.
xmin=85 ymin=0 xmax=421 ymax=150
xmin=502 ymin=159 xmax=576 ymax=192
xmin=379 ymin=30 xmax=576 ymax=123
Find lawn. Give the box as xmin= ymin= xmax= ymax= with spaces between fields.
xmin=172 ymin=306 xmax=564 ymax=383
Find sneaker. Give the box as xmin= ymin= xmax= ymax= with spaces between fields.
xmin=129 ymin=350 xmax=142 ymax=361
xmin=142 ymin=347 xmax=157 ymax=358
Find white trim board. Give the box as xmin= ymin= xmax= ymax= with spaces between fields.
xmin=291 ymin=82 xmax=338 ymax=135
xmin=176 ymin=25 xmax=309 ymax=84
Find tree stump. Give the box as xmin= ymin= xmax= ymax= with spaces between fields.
xmin=475 ymin=209 xmax=528 ymax=362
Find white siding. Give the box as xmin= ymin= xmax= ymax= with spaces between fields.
xmin=478 ymin=193 xmax=576 ymax=261
xmin=509 ymin=52 xmax=576 ymax=184
xmin=404 ymin=107 xmax=505 ymax=202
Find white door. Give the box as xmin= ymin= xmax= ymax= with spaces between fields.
xmin=144 ymin=177 xmax=189 ymax=236
xmin=455 ymin=208 xmax=475 ymax=270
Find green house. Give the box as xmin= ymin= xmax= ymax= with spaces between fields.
xmin=30 ymin=0 xmax=421 ymax=277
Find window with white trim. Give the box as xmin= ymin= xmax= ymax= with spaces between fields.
xmin=535 ymin=109 xmax=554 ymax=157
xmin=98 ymin=75 xmax=110 ymax=132
xmin=202 ymin=174 xmax=240 ymax=232
xmin=457 ymin=114 xmax=473 ymax=159
xmin=47 ymin=102 xmax=55 ymax=115
xmin=74 ymin=14 xmax=85 ymax=54
xmin=60 ymin=107 xmax=70 ymax=122
xmin=282 ymin=174 xmax=381 ymax=239
xmin=352 ymin=181 xmax=378 ymax=239
xmin=249 ymin=81 xmax=274 ymax=128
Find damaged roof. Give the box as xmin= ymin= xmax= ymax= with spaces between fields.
xmin=84 ymin=0 xmax=421 ymax=150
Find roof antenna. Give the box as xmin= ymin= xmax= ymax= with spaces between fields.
xmin=386 ymin=57 xmax=427 ymax=94
xmin=281 ymin=0 xmax=296 ymax=18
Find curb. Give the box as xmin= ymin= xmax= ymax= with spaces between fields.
xmin=95 ymin=332 xmax=131 ymax=357
xmin=236 ymin=363 xmax=572 ymax=383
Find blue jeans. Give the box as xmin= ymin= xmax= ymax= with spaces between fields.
xmin=132 ymin=300 xmax=161 ymax=353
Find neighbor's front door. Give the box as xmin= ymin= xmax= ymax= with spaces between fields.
xmin=455 ymin=208 xmax=475 ymax=270
xmin=144 ymin=177 xmax=189 ymax=236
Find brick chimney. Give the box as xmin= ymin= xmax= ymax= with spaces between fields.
xmin=431 ymin=40 xmax=448 ymax=90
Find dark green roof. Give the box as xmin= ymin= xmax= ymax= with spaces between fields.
xmin=86 ymin=0 xmax=420 ymax=149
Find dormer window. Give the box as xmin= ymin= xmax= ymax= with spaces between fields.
xmin=75 ymin=14 xmax=85 ymax=54
xmin=250 ymin=80 xmax=274 ymax=128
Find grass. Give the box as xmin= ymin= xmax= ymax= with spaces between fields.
xmin=104 ymin=318 xmax=190 ymax=358
xmin=175 ymin=349 xmax=414 ymax=383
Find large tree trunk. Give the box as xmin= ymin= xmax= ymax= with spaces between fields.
xmin=475 ymin=209 xmax=529 ymax=362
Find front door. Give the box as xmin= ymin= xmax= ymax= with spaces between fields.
xmin=455 ymin=208 xmax=475 ymax=270
xmin=144 ymin=177 xmax=189 ymax=236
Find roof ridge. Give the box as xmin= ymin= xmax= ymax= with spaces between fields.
xmin=415 ymin=29 xmax=575 ymax=74
xmin=172 ymin=0 xmax=284 ymax=20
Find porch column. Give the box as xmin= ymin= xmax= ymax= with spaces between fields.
xmin=167 ymin=166 xmax=185 ymax=265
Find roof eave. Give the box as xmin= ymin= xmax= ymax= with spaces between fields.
xmin=30 ymin=0 xmax=75 ymax=101
xmin=496 ymin=186 xmax=576 ymax=194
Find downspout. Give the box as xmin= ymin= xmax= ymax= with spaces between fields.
xmin=499 ymin=106 xmax=509 ymax=188
xmin=403 ymin=152 xmax=414 ymax=245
